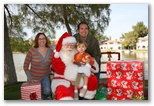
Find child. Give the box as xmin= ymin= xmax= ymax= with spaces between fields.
xmin=73 ymin=41 xmax=94 ymax=99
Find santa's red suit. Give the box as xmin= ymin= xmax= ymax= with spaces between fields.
xmin=51 ymin=32 xmax=99 ymax=100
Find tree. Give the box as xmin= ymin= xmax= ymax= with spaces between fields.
xmin=122 ymin=31 xmax=137 ymax=49
xmin=132 ymin=21 xmax=148 ymax=38
xmin=4 ymin=9 xmax=17 ymax=86
xmin=121 ymin=21 xmax=148 ymax=49
xmin=6 ymin=4 xmax=110 ymax=37
xmin=47 ymin=4 xmax=111 ymax=35
xmin=10 ymin=37 xmax=32 ymax=53
xmin=4 ymin=4 xmax=111 ymax=85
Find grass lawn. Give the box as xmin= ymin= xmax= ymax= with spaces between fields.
xmin=4 ymin=82 xmax=23 ymax=100
xmin=4 ymin=80 xmax=148 ymax=100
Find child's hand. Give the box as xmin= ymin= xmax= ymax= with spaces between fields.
xmin=84 ymin=59 xmax=90 ymax=63
xmin=82 ymin=55 xmax=90 ymax=63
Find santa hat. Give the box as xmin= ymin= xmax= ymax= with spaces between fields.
xmin=54 ymin=32 xmax=76 ymax=58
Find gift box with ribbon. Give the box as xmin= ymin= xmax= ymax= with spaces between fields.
xmin=21 ymin=82 xmax=42 ymax=100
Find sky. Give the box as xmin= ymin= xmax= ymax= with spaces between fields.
xmin=104 ymin=4 xmax=148 ymax=39
xmin=54 ymin=4 xmax=148 ymax=40
xmin=1 ymin=0 xmax=153 ymax=106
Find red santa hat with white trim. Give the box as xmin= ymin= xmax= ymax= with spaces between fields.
xmin=54 ymin=32 xmax=77 ymax=58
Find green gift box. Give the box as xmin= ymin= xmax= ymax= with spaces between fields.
xmin=95 ymin=86 xmax=108 ymax=100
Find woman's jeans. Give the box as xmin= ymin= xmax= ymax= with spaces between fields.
xmin=41 ymin=75 xmax=51 ymax=100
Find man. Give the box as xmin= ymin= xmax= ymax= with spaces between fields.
xmin=73 ymin=22 xmax=101 ymax=85
xmin=51 ymin=32 xmax=98 ymax=100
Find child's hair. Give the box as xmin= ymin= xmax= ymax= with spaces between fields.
xmin=76 ymin=41 xmax=88 ymax=48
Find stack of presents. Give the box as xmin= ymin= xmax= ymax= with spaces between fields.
xmin=96 ymin=60 xmax=146 ymax=100
xmin=20 ymin=60 xmax=147 ymax=100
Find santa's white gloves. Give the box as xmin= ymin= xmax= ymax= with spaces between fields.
xmin=78 ymin=63 xmax=91 ymax=77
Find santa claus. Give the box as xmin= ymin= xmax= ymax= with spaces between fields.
xmin=51 ymin=32 xmax=99 ymax=100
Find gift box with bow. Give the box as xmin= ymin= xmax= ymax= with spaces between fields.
xmin=21 ymin=82 xmax=42 ymax=100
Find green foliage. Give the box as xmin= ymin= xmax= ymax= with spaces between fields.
xmin=123 ymin=31 xmax=137 ymax=49
xmin=122 ymin=21 xmax=148 ymax=49
xmin=4 ymin=4 xmax=111 ymax=53
xmin=5 ymin=4 xmax=111 ymax=39
xmin=132 ymin=21 xmax=148 ymax=37
xmin=10 ymin=37 xmax=33 ymax=53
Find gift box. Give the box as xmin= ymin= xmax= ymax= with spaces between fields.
xmin=106 ymin=60 xmax=144 ymax=100
xmin=21 ymin=82 xmax=42 ymax=100
xmin=95 ymin=86 xmax=108 ymax=100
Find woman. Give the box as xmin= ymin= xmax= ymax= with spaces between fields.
xmin=23 ymin=33 xmax=53 ymax=100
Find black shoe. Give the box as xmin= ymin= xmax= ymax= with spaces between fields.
xmin=79 ymin=96 xmax=84 ymax=100
xmin=79 ymin=96 xmax=94 ymax=100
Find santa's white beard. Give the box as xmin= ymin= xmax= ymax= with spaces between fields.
xmin=59 ymin=47 xmax=77 ymax=65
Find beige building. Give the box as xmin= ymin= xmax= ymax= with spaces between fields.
xmin=136 ymin=36 xmax=148 ymax=50
xmin=100 ymin=36 xmax=148 ymax=51
xmin=100 ymin=39 xmax=123 ymax=51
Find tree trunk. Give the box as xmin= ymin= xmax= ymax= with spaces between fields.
xmin=63 ymin=5 xmax=72 ymax=35
xmin=4 ymin=11 xmax=17 ymax=86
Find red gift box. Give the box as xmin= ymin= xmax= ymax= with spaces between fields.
xmin=21 ymin=82 xmax=42 ymax=100
xmin=106 ymin=60 xmax=144 ymax=100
